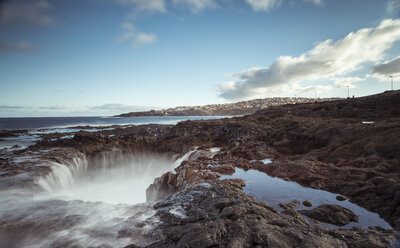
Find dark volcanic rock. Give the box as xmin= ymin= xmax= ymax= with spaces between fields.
xmin=142 ymin=181 xmax=394 ymax=248
xmin=299 ymin=204 xmax=359 ymax=226
xmin=146 ymin=172 xmax=178 ymax=202
xmin=336 ymin=195 xmax=348 ymax=201
xmin=303 ymin=200 xmax=312 ymax=207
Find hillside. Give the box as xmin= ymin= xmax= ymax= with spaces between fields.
xmin=115 ymin=96 xmax=341 ymax=117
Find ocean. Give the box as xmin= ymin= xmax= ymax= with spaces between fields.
xmin=0 ymin=116 xmax=229 ymax=152
xmin=0 ymin=116 xmax=228 ymax=130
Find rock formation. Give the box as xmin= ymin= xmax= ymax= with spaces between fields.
xmin=1 ymin=90 xmax=400 ymax=247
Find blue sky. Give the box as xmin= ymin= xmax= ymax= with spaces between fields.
xmin=0 ymin=0 xmax=400 ymax=117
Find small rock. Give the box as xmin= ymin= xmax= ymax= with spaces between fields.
xmin=302 ymin=200 xmax=312 ymax=207
xmin=336 ymin=195 xmax=348 ymax=201
xmin=279 ymin=200 xmax=300 ymax=210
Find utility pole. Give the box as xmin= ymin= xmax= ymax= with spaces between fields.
xmin=347 ymin=85 xmax=349 ymax=98
xmin=390 ymin=75 xmax=393 ymax=91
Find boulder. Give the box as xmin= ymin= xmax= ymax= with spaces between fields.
xmin=299 ymin=204 xmax=359 ymax=226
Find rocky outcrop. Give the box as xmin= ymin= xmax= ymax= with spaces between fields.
xmin=143 ymin=181 xmax=395 ymax=248
xmin=299 ymin=204 xmax=359 ymax=226
xmin=22 ymin=90 xmax=400 ymax=228
xmin=3 ymin=90 xmax=400 ymax=247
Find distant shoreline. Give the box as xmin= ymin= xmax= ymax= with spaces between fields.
xmin=115 ymin=97 xmax=341 ymax=117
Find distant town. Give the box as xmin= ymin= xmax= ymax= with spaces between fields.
xmin=116 ymin=97 xmax=341 ymax=117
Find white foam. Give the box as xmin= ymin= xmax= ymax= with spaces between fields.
xmin=261 ymin=159 xmax=272 ymax=165
xmin=37 ymin=151 xmax=194 ymax=205
xmin=169 ymin=205 xmax=187 ymax=218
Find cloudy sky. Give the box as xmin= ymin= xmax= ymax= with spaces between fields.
xmin=0 ymin=0 xmax=399 ymax=117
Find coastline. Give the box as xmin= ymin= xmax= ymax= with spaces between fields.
xmin=0 ymin=90 xmax=399 ymax=247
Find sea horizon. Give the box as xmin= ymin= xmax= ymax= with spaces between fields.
xmin=0 ymin=115 xmax=229 ymax=130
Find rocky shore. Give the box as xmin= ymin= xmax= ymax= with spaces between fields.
xmin=1 ymin=90 xmax=400 ymax=247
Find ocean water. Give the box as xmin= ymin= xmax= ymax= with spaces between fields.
xmin=0 ymin=116 xmax=228 ymax=130
xmin=0 ymin=116 xmax=228 ymax=154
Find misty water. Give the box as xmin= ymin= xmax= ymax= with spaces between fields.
xmin=0 ymin=150 xmax=193 ymax=247
xmin=36 ymin=152 xmax=181 ymax=204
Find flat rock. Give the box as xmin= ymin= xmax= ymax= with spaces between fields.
xmin=299 ymin=204 xmax=359 ymax=226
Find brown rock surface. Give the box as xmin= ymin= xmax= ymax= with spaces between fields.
xmin=299 ymin=204 xmax=359 ymax=226
xmin=303 ymin=200 xmax=312 ymax=207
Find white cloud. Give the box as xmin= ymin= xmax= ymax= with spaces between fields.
xmin=0 ymin=0 xmax=54 ymax=26
xmin=245 ymin=0 xmax=282 ymax=12
xmin=0 ymin=105 xmax=24 ymax=110
xmin=245 ymin=0 xmax=323 ymax=12
xmin=40 ymin=105 xmax=68 ymax=110
xmin=387 ymin=0 xmax=400 ymax=14
xmin=121 ymin=22 xmax=136 ymax=32
xmin=219 ymin=19 xmax=400 ymax=100
xmin=295 ymin=84 xmax=332 ymax=94
xmin=0 ymin=39 xmax=35 ymax=54
xmin=333 ymin=77 xmax=363 ymax=89
xmin=173 ymin=0 xmax=218 ymax=13
xmin=303 ymin=0 xmax=324 ymax=5
xmin=371 ymin=56 xmax=400 ymax=77
xmin=218 ymin=81 xmax=237 ymax=92
xmin=135 ymin=32 xmax=156 ymax=45
xmin=115 ymin=22 xmax=156 ymax=47
xmin=89 ymin=103 xmax=151 ymax=112
xmin=117 ymin=0 xmax=166 ymax=13
xmin=115 ymin=22 xmax=136 ymax=43
xmin=114 ymin=31 xmax=135 ymax=43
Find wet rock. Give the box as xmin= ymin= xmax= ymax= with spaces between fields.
xmin=336 ymin=195 xmax=348 ymax=201
xmin=145 ymin=176 xmax=395 ymax=248
xmin=303 ymin=200 xmax=312 ymax=207
xmin=208 ymin=163 xmax=235 ymax=175
xmin=299 ymin=204 xmax=359 ymax=226
xmin=279 ymin=200 xmax=300 ymax=210
xmin=146 ymin=172 xmax=178 ymax=202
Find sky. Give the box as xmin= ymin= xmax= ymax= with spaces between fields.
xmin=0 ymin=0 xmax=400 ymax=117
